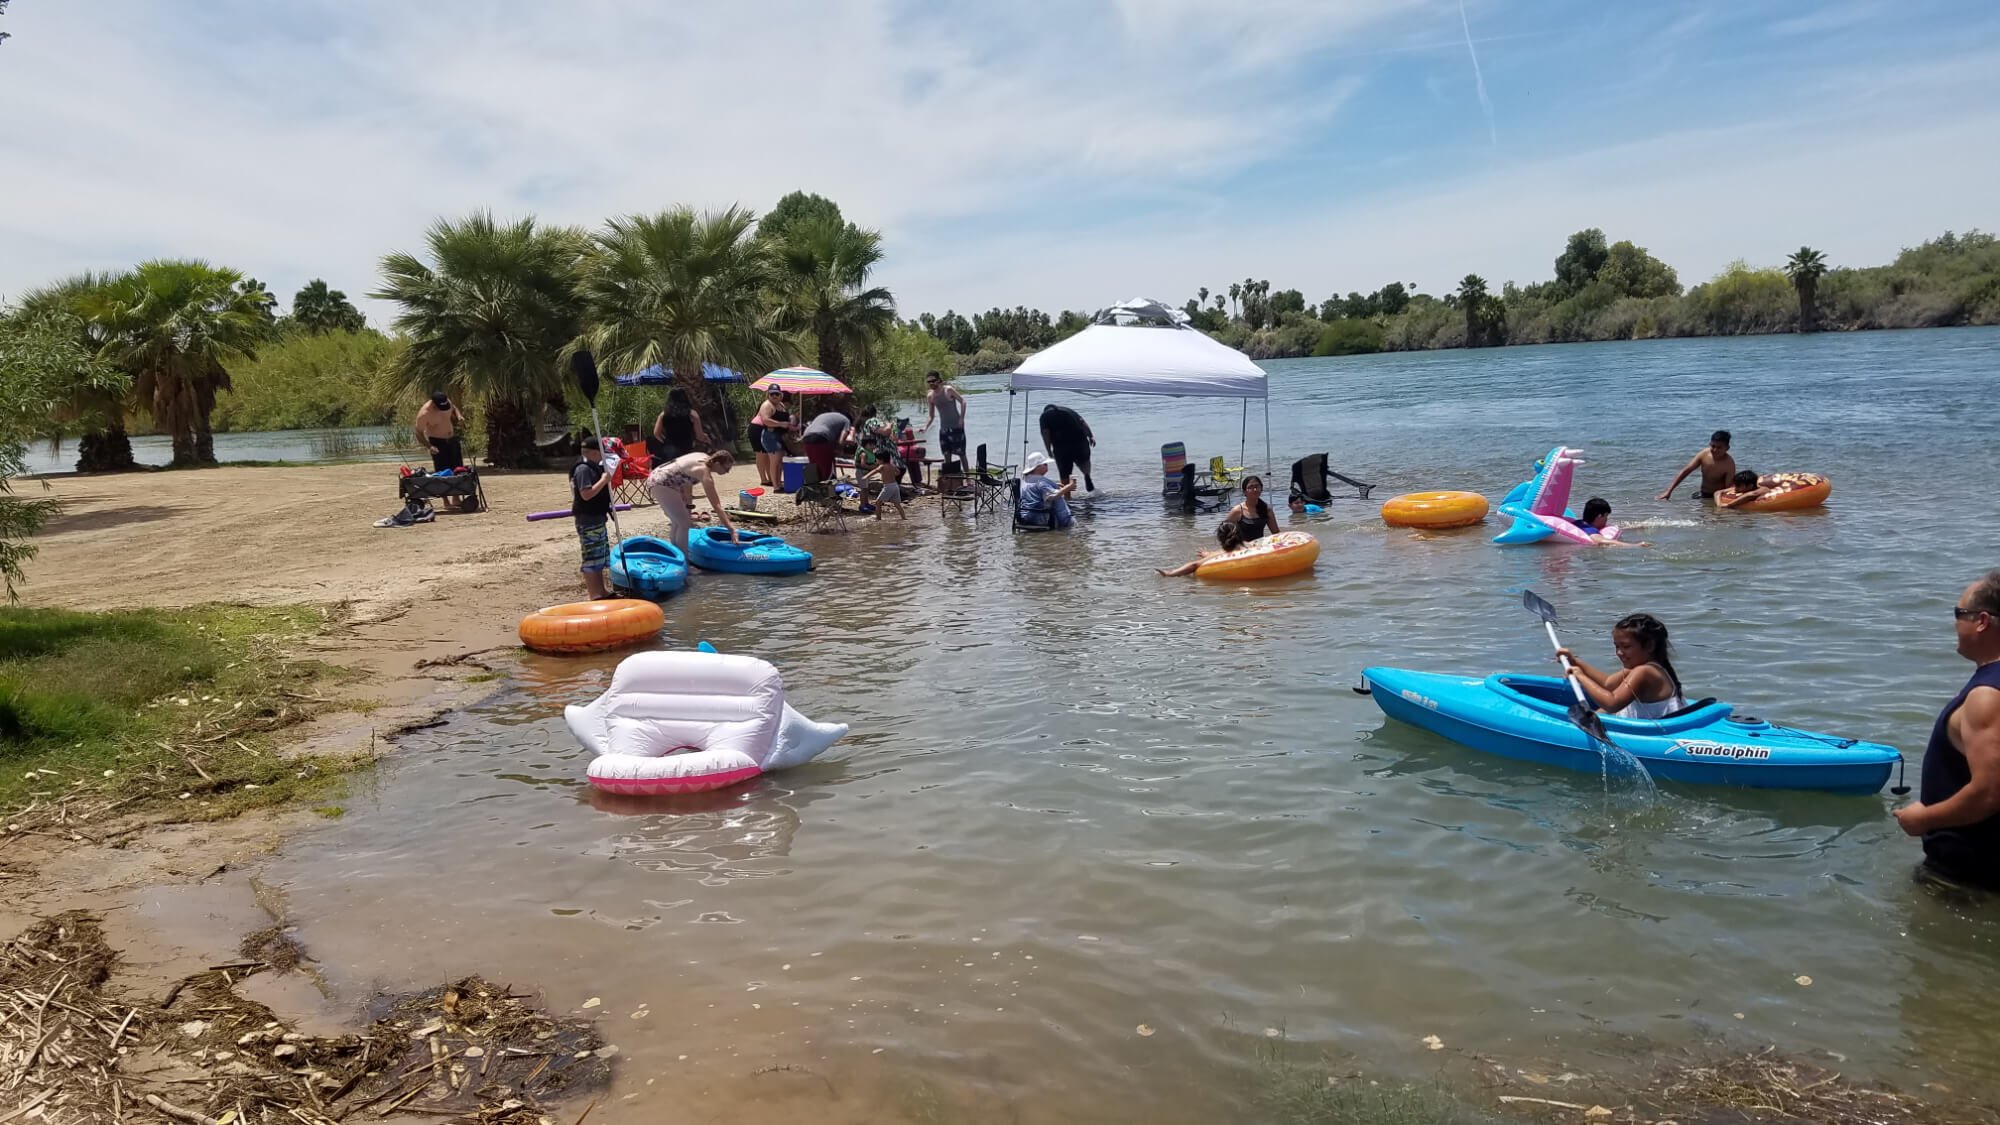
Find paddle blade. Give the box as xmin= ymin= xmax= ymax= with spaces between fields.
xmin=1522 ymin=588 xmax=1560 ymax=625
xmin=1567 ymin=701 xmax=1611 ymax=744
xmin=570 ymin=349 xmax=601 ymax=404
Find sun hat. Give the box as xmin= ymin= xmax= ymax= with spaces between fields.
xmin=1024 ymin=452 xmax=1052 ymax=474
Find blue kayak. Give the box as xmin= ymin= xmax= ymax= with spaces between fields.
xmin=1361 ymin=667 xmax=1901 ymax=794
xmin=685 ymin=526 xmax=813 ymax=576
xmin=609 ymin=535 xmax=687 ymax=598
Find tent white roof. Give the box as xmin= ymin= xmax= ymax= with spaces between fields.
xmin=1007 ymin=298 xmax=1267 ymax=399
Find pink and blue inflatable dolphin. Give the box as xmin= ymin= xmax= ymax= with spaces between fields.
xmin=1492 ymin=446 xmax=1621 ymax=546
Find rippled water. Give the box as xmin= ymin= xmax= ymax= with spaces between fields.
xmin=265 ymin=329 xmax=2000 ymax=1122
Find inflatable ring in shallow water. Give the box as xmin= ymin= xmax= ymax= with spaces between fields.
xmin=519 ymin=599 xmax=664 ymax=655
xmin=1194 ymin=531 xmax=1321 ymax=581
xmin=1381 ymin=490 xmax=1490 ymax=529
xmin=1717 ymin=472 xmax=1830 ymax=512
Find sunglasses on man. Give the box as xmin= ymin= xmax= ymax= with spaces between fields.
xmin=1954 ymin=606 xmax=1989 ymax=621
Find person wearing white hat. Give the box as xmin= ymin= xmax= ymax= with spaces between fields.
xmin=1016 ymin=452 xmax=1076 ymax=529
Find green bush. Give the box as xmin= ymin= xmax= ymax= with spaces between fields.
xmin=1312 ymin=319 xmax=1384 ymax=356
xmin=214 ymin=329 xmax=413 ymax=432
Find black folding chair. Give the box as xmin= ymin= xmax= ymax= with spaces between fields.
xmin=795 ymin=465 xmax=848 ymax=534
xmin=1290 ymin=452 xmax=1374 ymax=503
xmin=1175 ymin=463 xmax=1229 ymax=513
xmin=1008 ymin=478 xmax=1058 ymax=533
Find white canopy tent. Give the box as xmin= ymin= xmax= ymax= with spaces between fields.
xmin=1002 ymin=298 xmax=1270 ymax=475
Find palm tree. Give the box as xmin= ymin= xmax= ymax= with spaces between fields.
xmin=1784 ymin=247 xmax=1828 ymax=333
xmin=1228 ymin=283 xmax=1241 ymax=320
xmin=12 ymin=272 xmax=137 ymax=471
xmin=374 ymin=212 xmax=586 ymax=469
xmin=575 ymin=206 xmax=791 ymax=427
xmin=770 ymin=216 xmax=896 ymax=387
xmin=1457 ymin=274 xmax=1489 ymax=347
xmin=85 ymin=260 xmax=271 ymax=466
xmin=291 ymin=278 xmax=366 ymax=334
xmin=1197 ymin=286 xmax=1209 ymax=308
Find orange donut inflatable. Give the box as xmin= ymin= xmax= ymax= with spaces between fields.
xmin=1717 ymin=473 xmax=1830 ymax=512
xmin=518 ymin=599 xmax=663 ymax=655
xmin=1381 ymin=490 xmax=1490 ymax=529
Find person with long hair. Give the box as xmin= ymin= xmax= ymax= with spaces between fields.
xmin=751 ymin=387 xmax=794 ymax=489
xmin=652 ymin=386 xmax=709 ymax=462
xmin=1223 ymin=476 xmax=1281 ymax=542
xmin=648 ymin=449 xmax=742 ymax=553
xmin=1554 ymin=613 xmax=1687 ymax=719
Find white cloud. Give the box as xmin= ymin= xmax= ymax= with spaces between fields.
xmin=0 ymin=0 xmax=1992 ymax=328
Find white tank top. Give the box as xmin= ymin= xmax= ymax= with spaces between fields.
xmin=1614 ymin=664 xmax=1686 ymax=720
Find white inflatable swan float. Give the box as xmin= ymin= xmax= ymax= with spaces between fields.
xmin=566 ymin=649 xmax=849 ymax=795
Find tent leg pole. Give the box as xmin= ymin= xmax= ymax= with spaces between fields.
xmin=1240 ymin=400 xmax=1248 ymax=470
xmin=1263 ymin=397 xmax=1271 ymax=477
xmin=1003 ymin=389 xmax=1014 ymax=473
xmin=1022 ymin=392 xmax=1031 ymax=470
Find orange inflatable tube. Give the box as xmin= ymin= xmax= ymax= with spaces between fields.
xmin=1195 ymin=531 xmax=1320 ymax=581
xmin=519 ymin=599 xmax=664 ymax=655
xmin=1381 ymin=490 xmax=1489 ymax=529
xmin=1717 ymin=473 xmax=1831 ymax=512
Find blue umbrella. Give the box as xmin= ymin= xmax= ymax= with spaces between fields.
xmin=615 ymin=363 xmax=744 ymax=386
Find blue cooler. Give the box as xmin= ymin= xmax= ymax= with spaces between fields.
xmin=781 ymin=456 xmax=807 ymax=493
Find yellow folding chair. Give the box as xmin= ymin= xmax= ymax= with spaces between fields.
xmin=1209 ymin=454 xmax=1246 ymax=488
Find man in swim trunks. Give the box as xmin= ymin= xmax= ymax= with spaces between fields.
xmin=1039 ymin=403 xmax=1096 ymax=492
xmin=1895 ymin=571 xmax=2000 ymax=890
xmin=415 ymin=391 xmax=465 ymax=472
xmin=923 ymin=371 xmax=969 ymax=469
xmin=1658 ymin=430 xmax=1735 ymax=500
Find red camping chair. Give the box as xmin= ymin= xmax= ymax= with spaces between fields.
xmin=603 ymin=438 xmax=655 ymax=508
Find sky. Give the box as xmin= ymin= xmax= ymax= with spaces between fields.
xmin=2 ymin=0 xmax=1998 ymax=324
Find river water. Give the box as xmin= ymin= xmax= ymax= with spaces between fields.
xmin=262 ymin=329 xmax=2000 ymax=1122
xmin=20 ymin=425 xmax=409 ymax=475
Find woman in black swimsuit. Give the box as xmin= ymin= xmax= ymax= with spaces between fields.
xmin=651 ymin=387 xmax=709 ymax=462
xmin=1224 ymin=476 xmax=1281 ymax=542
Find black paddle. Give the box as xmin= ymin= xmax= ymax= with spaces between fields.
xmin=1521 ymin=589 xmax=1616 ymax=747
xmin=569 ymin=349 xmax=622 ymax=542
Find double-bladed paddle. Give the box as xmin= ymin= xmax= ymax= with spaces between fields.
xmin=1521 ymin=589 xmax=1615 ymax=747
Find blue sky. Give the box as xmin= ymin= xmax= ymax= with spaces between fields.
xmin=2 ymin=0 xmax=1996 ymax=323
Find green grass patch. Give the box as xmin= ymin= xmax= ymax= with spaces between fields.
xmin=0 ymin=604 xmax=365 ymax=826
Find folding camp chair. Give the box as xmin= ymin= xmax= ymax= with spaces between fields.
xmin=1161 ymin=442 xmax=1189 ymax=494
xmin=1289 ymin=452 xmax=1375 ymax=503
xmin=1208 ymin=454 xmax=1246 ymax=488
xmin=796 ymin=464 xmax=848 ymax=534
xmin=1176 ymin=463 xmax=1229 ymax=513
xmin=969 ymin=443 xmax=1011 ymax=518
xmin=609 ymin=440 xmax=655 ymax=508
xmin=1008 ymin=478 xmax=1057 ymax=533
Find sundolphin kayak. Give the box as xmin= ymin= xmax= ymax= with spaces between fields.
xmin=1361 ymin=667 xmax=1901 ymax=794
xmin=609 ymin=535 xmax=688 ymax=598
xmin=685 ymin=526 xmax=813 ymax=576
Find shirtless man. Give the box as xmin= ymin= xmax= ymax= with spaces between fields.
xmin=1658 ymin=430 xmax=1735 ymax=500
xmin=415 ymin=391 xmax=465 ymax=472
xmin=922 ymin=371 xmax=969 ymax=470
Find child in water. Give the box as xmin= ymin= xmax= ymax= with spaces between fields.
xmin=1554 ymin=613 xmax=1689 ymax=719
xmin=1288 ymin=492 xmax=1324 ymax=516
xmin=872 ymin=456 xmax=907 ymax=520
xmin=1568 ymin=497 xmax=1649 ymax=548
xmin=1157 ymin=522 xmax=1244 ymax=577
xmin=1717 ymin=469 xmax=1784 ymax=508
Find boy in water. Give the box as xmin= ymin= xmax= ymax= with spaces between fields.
xmin=1569 ymin=497 xmax=1649 ymax=548
xmin=1717 ymin=469 xmax=1785 ymax=508
xmin=1658 ymin=430 xmax=1736 ymax=500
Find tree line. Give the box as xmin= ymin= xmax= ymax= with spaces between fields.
xmin=910 ymin=227 xmax=2000 ymax=368
xmin=0 ymin=191 xmax=942 ymax=476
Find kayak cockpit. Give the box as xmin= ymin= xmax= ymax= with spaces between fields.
xmin=1484 ymin=673 xmax=1737 ymax=734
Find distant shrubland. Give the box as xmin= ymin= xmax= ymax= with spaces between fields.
xmin=910 ymin=228 xmax=2000 ymax=368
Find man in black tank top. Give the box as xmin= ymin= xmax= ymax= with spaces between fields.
xmin=1896 ymin=571 xmax=2000 ymax=889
